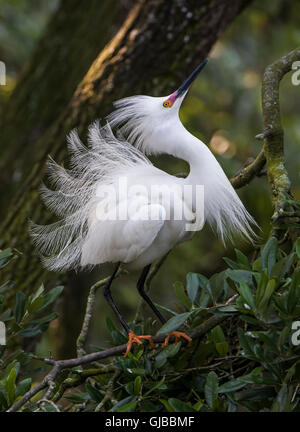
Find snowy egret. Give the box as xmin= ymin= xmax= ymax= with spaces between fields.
xmin=30 ymin=59 xmax=256 ymax=356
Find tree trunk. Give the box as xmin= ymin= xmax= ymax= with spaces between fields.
xmin=1 ymin=0 xmax=252 ymax=294
xmin=0 ymin=0 xmax=252 ymax=357
xmin=0 ymin=0 xmax=132 ymax=215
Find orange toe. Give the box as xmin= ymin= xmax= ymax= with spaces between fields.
xmin=124 ymin=330 xmax=154 ymax=357
xmin=162 ymin=331 xmax=192 ymax=347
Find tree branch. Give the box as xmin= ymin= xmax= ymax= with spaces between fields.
xmin=230 ymin=149 xmax=266 ymax=189
xmin=261 ymin=47 xmax=300 ymax=232
xmin=7 ymin=313 xmax=226 ymax=412
xmin=76 ymin=267 xmax=126 ymax=357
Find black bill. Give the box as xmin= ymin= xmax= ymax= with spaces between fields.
xmin=176 ymin=58 xmax=208 ymax=98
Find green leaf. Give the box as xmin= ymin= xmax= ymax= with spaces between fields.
xmin=0 ymin=280 xmax=15 ymax=295
xmin=64 ymin=392 xmax=90 ymax=403
xmin=0 ymin=308 xmax=12 ymax=322
xmin=287 ymin=268 xmax=300 ymax=313
xmin=173 ymin=282 xmax=190 ymax=308
xmin=133 ymin=376 xmax=142 ymax=396
xmin=255 ymin=269 xmax=268 ymax=307
xmin=193 ymin=400 xmax=203 ymax=411
xmin=0 ymin=249 xmax=13 ymax=260
xmin=27 ymin=297 xmax=44 ymax=314
xmin=154 ymin=303 xmax=177 ymax=317
xmin=0 ymin=248 xmax=14 ymax=268
xmin=261 ymin=237 xmax=278 ymax=276
xmin=113 ymin=396 xmax=136 ymax=412
xmin=14 ymin=292 xmax=26 ymax=324
xmin=252 ymin=259 xmax=261 ymax=271
xmin=117 ymin=400 xmax=137 ymax=412
xmin=157 ymin=312 xmax=191 ymax=335
xmin=128 ymin=368 xmax=147 ymax=376
xmin=31 ymin=311 xmax=58 ymax=325
xmin=296 ymin=238 xmax=300 ymax=259
xmin=223 ymin=257 xmax=240 ymax=270
xmin=204 ymin=371 xmax=219 ymax=409
xmin=215 ymin=341 xmax=229 ymax=356
xmin=154 ymin=343 xmax=181 ymax=368
xmin=32 ymin=284 xmax=45 ymax=301
xmin=235 ymin=248 xmax=251 ymax=269
xmin=270 ymin=253 xmax=295 ymax=280
xmin=278 ymin=326 xmax=290 ymax=348
xmin=41 ymin=286 xmax=64 ymax=310
xmin=196 ymin=274 xmax=210 ymax=307
xmin=159 ymin=398 xmax=174 ymax=412
xmin=272 ymin=384 xmax=290 ymax=412
xmin=0 ymin=360 xmax=20 ymax=382
xmin=0 ymin=386 xmax=8 ymax=409
xmin=238 ymin=283 xmax=255 ymax=310
xmin=208 ymin=272 xmax=228 ymax=304
xmin=15 ymin=378 xmax=31 ymax=398
xmin=5 ymin=367 xmax=16 ymax=406
xmin=238 ymin=328 xmax=256 ymax=360
xmin=239 ymin=374 xmax=278 ymax=386
xmin=226 ymin=269 xmax=253 ymax=286
xmin=216 ymin=305 xmax=238 ymax=313
xmin=219 ymin=379 xmax=247 ymax=393
xmin=168 ymin=398 xmax=196 ymax=412
xmin=186 ymin=273 xmax=200 ymax=304
xmin=85 ymin=383 xmax=103 ymax=403
xmin=210 ymin=325 xmax=225 ymax=343
xmin=18 ymin=325 xmax=44 ymax=338
xmin=257 ymin=279 xmax=276 ymax=312
xmin=144 ymin=377 xmax=166 ymax=397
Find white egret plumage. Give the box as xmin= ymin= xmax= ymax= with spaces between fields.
xmin=30 ymin=59 xmax=256 ymax=355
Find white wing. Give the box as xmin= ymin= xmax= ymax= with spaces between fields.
xmin=81 ymin=197 xmax=166 ymax=265
xmin=29 ymin=122 xmax=155 ymax=271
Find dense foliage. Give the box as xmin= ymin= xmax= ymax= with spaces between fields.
xmin=65 ymin=237 xmax=299 ymax=412
xmin=0 ymin=248 xmax=63 ymax=411
xmin=1 ymin=230 xmax=299 ymax=411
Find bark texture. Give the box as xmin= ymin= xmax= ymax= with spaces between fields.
xmin=0 ymin=0 xmax=132 ymax=215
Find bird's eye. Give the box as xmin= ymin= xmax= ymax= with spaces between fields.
xmin=163 ymin=101 xmax=170 ymax=108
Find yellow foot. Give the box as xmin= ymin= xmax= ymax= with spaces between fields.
xmin=124 ymin=330 xmax=155 ymax=357
xmin=162 ymin=331 xmax=192 ymax=347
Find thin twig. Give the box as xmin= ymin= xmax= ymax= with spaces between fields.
xmin=230 ymin=149 xmax=266 ymax=189
xmin=95 ymin=370 xmax=120 ymax=412
xmin=76 ymin=267 xmax=126 ymax=357
xmin=38 ymin=399 xmax=60 ymax=412
xmin=7 ymin=364 xmax=61 ymax=413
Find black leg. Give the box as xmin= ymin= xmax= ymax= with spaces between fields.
xmin=136 ymin=264 xmax=166 ymax=324
xmin=103 ymin=262 xmax=131 ymax=333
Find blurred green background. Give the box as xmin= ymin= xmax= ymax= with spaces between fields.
xmin=0 ymin=0 xmax=299 ymax=354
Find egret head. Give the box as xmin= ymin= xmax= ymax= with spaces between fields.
xmin=107 ymin=59 xmax=208 ymax=154
xmin=162 ymin=58 xmax=208 ymax=110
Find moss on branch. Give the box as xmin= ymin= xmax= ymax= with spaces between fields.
xmin=261 ymin=47 xmax=300 ymax=234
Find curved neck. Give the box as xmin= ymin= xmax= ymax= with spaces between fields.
xmin=140 ymin=118 xmax=255 ymax=242
xmin=153 ymin=121 xmax=218 ymax=185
